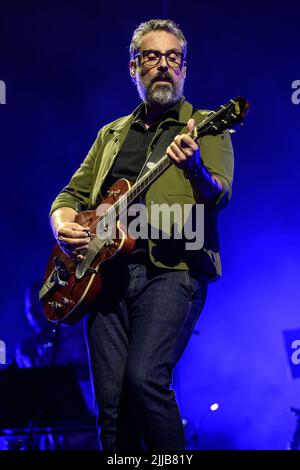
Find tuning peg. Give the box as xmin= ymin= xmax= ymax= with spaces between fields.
xmin=228 ymin=129 xmax=236 ymax=134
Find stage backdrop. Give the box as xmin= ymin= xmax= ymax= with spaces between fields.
xmin=0 ymin=0 xmax=299 ymax=450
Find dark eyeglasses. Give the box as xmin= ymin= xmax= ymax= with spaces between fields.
xmin=134 ymin=49 xmax=185 ymax=69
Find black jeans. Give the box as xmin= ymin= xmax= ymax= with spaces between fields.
xmin=85 ymin=260 xmax=208 ymax=451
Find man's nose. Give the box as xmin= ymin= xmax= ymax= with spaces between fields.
xmin=157 ymin=55 xmax=169 ymax=70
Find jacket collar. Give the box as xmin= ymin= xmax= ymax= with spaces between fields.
xmin=109 ymin=97 xmax=195 ymax=132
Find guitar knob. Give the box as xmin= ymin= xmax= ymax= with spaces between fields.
xmin=48 ymin=301 xmax=63 ymax=310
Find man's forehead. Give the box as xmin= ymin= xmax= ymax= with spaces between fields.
xmin=139 ymin=31 xmax=182 ymax=51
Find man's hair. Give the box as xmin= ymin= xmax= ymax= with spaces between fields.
xmin=129 ymin=19 xmax=187 ymax=59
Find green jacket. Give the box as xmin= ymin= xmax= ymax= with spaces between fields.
xmin=50 ymin=99 xmax=234 ymax=280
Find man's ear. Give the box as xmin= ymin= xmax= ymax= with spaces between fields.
xmin=129 ymin=60 xmax=137 ymax=83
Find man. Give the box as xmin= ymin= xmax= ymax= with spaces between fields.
xmin=49 ymin=19 xmax=234 ymax=450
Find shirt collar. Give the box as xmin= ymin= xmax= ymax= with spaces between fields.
xmin=109 ymin=97 xmax=195 ymax=132
xmin=132 ymin=97 xmax=186 ymax=126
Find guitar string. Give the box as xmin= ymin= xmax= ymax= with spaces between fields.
xmin=75 ymin=105 xmax=229 ymax=232
xmin=55 ymin=104 xmax=238 ymax=266
xmin=67 ymin=110 xmax=216 ymax=233
xmin=54 ymin=102 xmax=241 ymax=266
xmin=56 ymin=152 xmax=175 ymax=265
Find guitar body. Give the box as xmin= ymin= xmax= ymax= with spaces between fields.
xmin=42 ymin=179 xmax=136 ymax=324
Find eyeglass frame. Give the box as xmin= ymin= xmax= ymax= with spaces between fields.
xmin=133 ymin=49 xmax=186 ymax=69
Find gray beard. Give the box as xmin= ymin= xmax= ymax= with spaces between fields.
xmin=136 ymin=80 xmax=184 ymax=107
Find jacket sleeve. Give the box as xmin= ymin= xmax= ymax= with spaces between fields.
xmin=49 ymin=129 xmax=104 ymax=216
xmin=198 ymin=130 xmax=234 ymax=211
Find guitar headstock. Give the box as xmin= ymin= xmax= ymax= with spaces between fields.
xmin=197 ymin=96 xmax=250 ymax=138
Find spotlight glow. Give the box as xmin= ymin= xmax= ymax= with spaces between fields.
xmin=210 ymin=403 xmax=219 ymax=412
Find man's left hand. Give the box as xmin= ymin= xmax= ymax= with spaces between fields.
xmin=166 ymin=118 xmax=201 ymax=175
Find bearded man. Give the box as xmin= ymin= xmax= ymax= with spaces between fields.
xmin=49 ymin=19 xmax=234 ymax=450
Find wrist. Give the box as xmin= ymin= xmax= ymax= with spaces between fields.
xmin=183 ymin=158 xmax=204 ymax=181
xmin=50 ymin=207 xmax=77 ymax=236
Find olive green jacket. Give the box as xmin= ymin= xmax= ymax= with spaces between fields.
xmin=50 ymin=99 xmax=234 ymax=280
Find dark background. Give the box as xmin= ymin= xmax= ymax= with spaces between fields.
xmin=0 ymin=0 xmax=299 ymax=449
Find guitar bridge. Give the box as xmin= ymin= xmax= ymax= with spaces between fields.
xmin=48 ymin=301 xmax=64 ymax=310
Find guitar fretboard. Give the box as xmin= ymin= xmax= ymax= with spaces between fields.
xmin=98 ymin=96 xmax=247 ymax=229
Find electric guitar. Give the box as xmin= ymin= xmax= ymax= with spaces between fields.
xmin=40 ymin=96 xmax=249 ymax=324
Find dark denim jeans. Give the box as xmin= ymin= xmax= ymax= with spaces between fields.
xmin=84 ymin=260 xmax=208 ymax=451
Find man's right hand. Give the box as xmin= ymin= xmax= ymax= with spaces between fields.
xmin=55 ymin=222 xmax=91 ymax=261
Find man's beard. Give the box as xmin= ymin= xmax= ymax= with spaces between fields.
xmin=136 ymin=72 xmax=184 ymax=107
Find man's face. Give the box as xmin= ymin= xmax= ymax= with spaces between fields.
xmin=130 ymin=31 xmax=187 ymax=107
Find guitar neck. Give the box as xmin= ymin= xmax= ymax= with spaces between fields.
xmin=128 ymin=154 xmax=171 ymax=202
xmin=105 ymin=117 xmax=208 ymax=222
xmin=103 ymin=96 xmax=249 ymax=222
xmin=109 ymin=154 xmax=171 ymax=222
xmin=123 ymin=100 xmax=236 ymax=207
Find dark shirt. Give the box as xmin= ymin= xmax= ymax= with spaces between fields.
xmin=101 ymin=100 xmax=182 ymax=195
